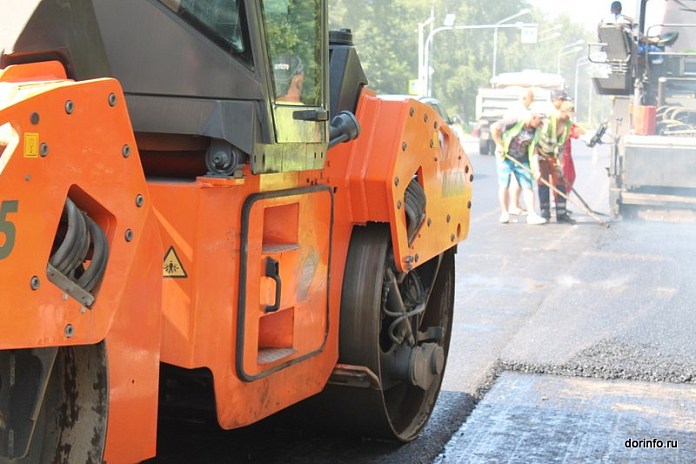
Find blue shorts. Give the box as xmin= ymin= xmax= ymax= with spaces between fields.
xmin=496 ymin=155 xmax=533 ymax=189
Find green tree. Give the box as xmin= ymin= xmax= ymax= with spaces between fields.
xmin=329 ymin=1 xmax=590 ymax=124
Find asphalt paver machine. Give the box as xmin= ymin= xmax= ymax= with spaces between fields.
xmin=591 ymin=0 xmax=696 ymax=219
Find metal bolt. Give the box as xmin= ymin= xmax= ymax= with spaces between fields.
xmin=427 ymin=218 xmax=432 ymax=227
xmin=424 ymin=113 xmax=429 ymax=122
xmin=406 ymin=264 xmax=413 ymax=271
xmin=465 ymin=165 xmax=470 ymax=174
xmin=125 ymin=229 xmax=133 ymax=242
xmin=80 ymin=306 xmax=87 ymax=314
xmin=65 ymin=100 xmax=74 ymax=114
xmin=62 ymin=293 xmax=68 ymax=301
xmin=64 ymin=324 xmax=74 ymax=338
xmin=404 ymin=256 xmax=415 ymax=263
xmin=25 ymin=174 xmax=31 ymax=182
xmin=402 ymin=142 xmax=407 ymax=151
xmin=409 ymin=107 xmax=415 ymax=117
xmin=30 ymin=276 xmax=40 ymax=290
xmin=135 ymin=194 xmax=144 ymax=207
xmin=415 ymin=254 xmax=419 ymax=263
xmin=451 ymin=234 xmax=455 ymax=242
xmin=470 ymin=174 xmax=474 ymax=182
xmin=468 ymin=201 xmax=472 ymax=209
xmin=434 ymin=121 xmax=439 ymax=129
xmin=39 ymin=143 xmax=49 ymax=157
xmin=30 ymin=112 xmax=40 ymax=125
xmin=429 ymin=139 xmax=434 ymax=148
xmin=108 ymin=93 xmax=117 ymax=107
xmin=447 ymin=214 xmax=451 ymax=223
xmin=394 ymin=177 xmax=400 ymax=187
xmin=397 ymin=200 xmax=402 ymax=209
xmin=122 ymin=144 xmax=131 ymax=158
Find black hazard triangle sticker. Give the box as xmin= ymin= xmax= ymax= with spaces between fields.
xmin=163 ymin=246 xmax=187 ymax=278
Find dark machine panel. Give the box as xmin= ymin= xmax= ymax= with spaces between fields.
xmin=92 ymin=0 xmax=271 ymax=151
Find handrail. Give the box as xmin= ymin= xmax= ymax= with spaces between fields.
xmin=586 ymin=42 xmax=631 ymax=64
xmin=646 ymin=23 xmax=696 ymax=37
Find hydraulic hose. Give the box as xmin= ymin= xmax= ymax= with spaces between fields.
xmin=404 ymin=179 xmax=426 ymax=244
xmin=48 ymin=197 xmax=110 ymax=301
xmin=50 ymin=198 xmax=90 ymax=275
xmin=76 ymin=216 xmax=109 ymax=292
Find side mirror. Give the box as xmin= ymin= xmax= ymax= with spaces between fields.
xmin=328 ymin=111 xmax=360 ymax=149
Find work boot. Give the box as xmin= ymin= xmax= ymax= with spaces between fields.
xmin=556 ymin=205 xmax=575 ymax=224
xmin=538 ymin=185 xmax=550 ymax=218
xmin=556 ymin=213 xmax=575 ymax=224
xmin=555 ymin=186 xmax=573 ymax=223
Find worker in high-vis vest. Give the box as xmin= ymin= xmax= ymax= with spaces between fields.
xmin=491 ymin=112 xmax=547 ymax=225
xmin=537 ymin=100 xmax=575 ymax=224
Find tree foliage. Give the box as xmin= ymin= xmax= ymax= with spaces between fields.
xmin=329 ymin=0 xmax=590 ymax=123
xmin=264 ymin=0 xmax=322 ymax=105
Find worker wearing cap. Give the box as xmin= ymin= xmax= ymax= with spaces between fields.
xmin=537 ymin=101 xmax=576 ymax=223
xmin=272 ymin=53 xmax=304 ymax=103
xmin=550 ymin=89 xmax=570 ymax=112
xmin=269 ymin=53 xmax=322 ymax=143
xmin=491 ymin=112 xmax=547 ymax=225
xmin=550 ymin=90 xmax=582 ymax=201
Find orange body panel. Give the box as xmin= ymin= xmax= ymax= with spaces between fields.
xmin=150 ymin=174 xmax=340 ymax=428
xmin=0 ymin=63 xmax=162 ymax=462
xmin=326 ymin=90 xmax=473 ymax=272
xmin=0 ymin=60 xmax=67 ymax=83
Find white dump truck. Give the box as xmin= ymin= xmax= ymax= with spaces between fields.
xmin=475 ymin=70 xmax=565 ymax=154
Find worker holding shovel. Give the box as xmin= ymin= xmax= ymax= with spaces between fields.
xmin=500 ymin=100 xmax=610 ymax=228
xmin=537 ymin=100 xmax=576 ymax=224
xmin=491 ymin=111 xmax=548 ymax=225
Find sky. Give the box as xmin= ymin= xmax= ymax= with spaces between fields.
xmin=528 ymin=0 xmax=666 ymax=32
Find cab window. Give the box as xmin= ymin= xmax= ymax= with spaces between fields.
xmin=159 ymin=0 xmax=250 ymax=62
xmin=261 ymin=0 xmax=323 ymax=107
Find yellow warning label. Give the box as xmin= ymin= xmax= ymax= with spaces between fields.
xmin=24 ymin=133 xmax=39 ymax=158
xmin=432 ymin=131 xmax=440 ymax=148
xmin=163 ymin=246 xmax=187 ymax=278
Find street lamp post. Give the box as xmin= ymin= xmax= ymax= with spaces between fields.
xmin=538 ymin=32 xmax=561 ymax=44
xmin=536 ymin=24 xmax=562 ymax=43
xmin=422 ymin=24 xmax=453 ymax=96
xmin=422 ymin=22 xmax=537 ymax=97
xmin=492 ymin=8 xmax=531 ymax=79
xmin=557 ymin=40 xmax=585 ymax=75
xmin=539 ymin=24 xmax=562 ymax=37
xmin=574 ymin=56 xmax=590 ymax=119
xmin=417 ymin=11 xmax=436 ymax=97
xmin=574 ymin=56 xmax=590 ymax=101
